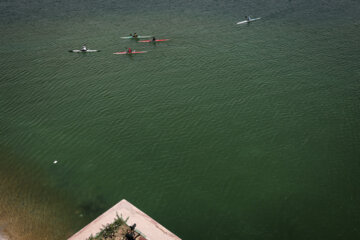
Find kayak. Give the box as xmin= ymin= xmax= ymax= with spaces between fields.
xmin=237 ymin=17 xmax=261 ymax=25
xmin=138 ymin=39 xmax=170 ymax=43
xmin=113 ymin=51 xmax=147 ymax=55
xmin=121 ymin=35 xmax=152 ymax=39
xmin=69 ymin=49 xmax=100 ymax=53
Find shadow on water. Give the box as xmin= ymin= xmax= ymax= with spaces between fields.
xmin=76 ymin=195 xmax=109 ymax=220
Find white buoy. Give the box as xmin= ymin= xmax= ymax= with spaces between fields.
xmin=53 ymin=160 xmax=58 ymax=164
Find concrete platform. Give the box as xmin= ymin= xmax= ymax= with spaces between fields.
xmin=68 ymin=199 xmax=181 ymax=240
xmin=0 ymin=227 xmax=9 ymax=240
xmin=0 ymin=233 xmax=9 ymax=240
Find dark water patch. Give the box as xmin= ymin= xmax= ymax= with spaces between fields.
xmin=76 ymin=195 xmax=109 ymax=220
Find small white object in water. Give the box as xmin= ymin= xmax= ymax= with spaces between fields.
xmin=53 ymin=160 xmax=58 ymax=164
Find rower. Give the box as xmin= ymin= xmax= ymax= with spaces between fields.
xmin=246 ymin=16 xmax=251 ymax=21
xmin=152 ymin=37 xmax=156 ymax=42
xmin=127 ymin=48 xmax=132 ymax=54
xmin=81 ymin=45 xmax=87 ymax=51
xmin=133 ymin=33 xmax=138 ymax=38
xmin=124 ymin=229 xmax=140 ymax=240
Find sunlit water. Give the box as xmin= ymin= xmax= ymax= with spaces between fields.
xmin=1 ymin=0 xmax=360 ymax=239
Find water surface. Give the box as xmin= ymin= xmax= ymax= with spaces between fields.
xmin=1 ymin=0 xmax=360 ymax=239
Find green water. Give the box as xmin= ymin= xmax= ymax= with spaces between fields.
xmin=1 ymin=0 xmax=360 ymax=239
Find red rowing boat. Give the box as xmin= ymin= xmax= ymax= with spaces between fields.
xmin=113 ymin=51 xmax=147 ymax=55
xmin=137 ymin=39 xmax=170 ymax=43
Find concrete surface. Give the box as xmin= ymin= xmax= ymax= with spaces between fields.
xmin=68 ymin=199 xmax=181 ymax=240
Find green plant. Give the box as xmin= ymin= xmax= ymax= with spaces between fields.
xmin=86 ymin=213 xmax=127 ymax=239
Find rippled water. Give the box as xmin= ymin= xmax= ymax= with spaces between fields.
xmin=1 ymin=0 xmax=360 ymax=239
